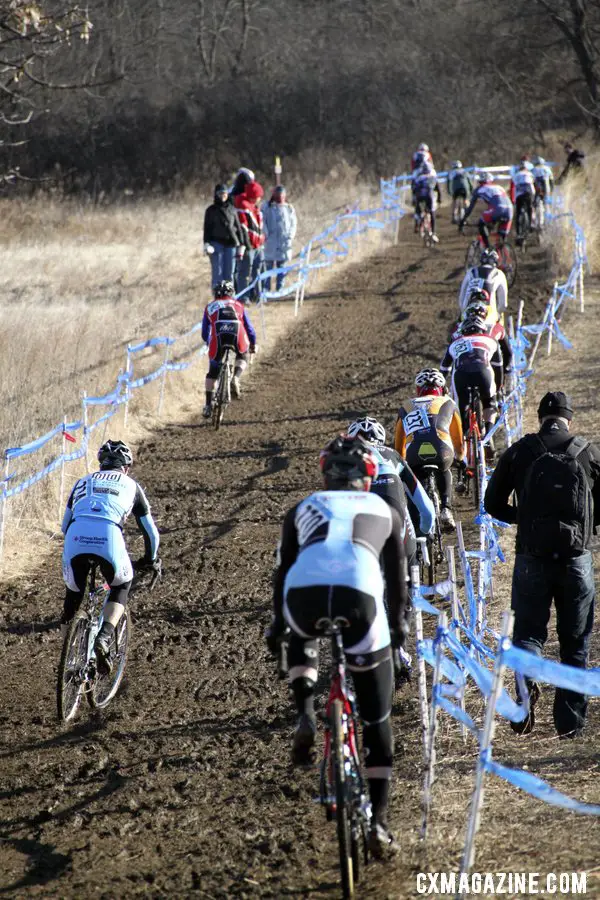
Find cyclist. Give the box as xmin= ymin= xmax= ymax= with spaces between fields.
xmin=61 ymin=440 xmax=160 ymax=673
xmin=558 ymin=142 xmax=585 ymax=182
xmin=447 ymin=161 xmax=473 ymax=223
xmin=512 ymin=161 xmax=536 ymax=246
xmin=411 ymin=161 xmax=442 ymax=242
xmin=395 ymin=369 xmax=465 ymax=532
xmin=532 ymin=156 xmax=554 ymax=199
xmin=458 ymin=247 xmax=508 ymax=320
xmin=461 ymin=171 xmax=513 ymax=249
xmin=347 ymin=416 xmax=436 ymax=568
xmin=440 ymin=312 xmax=504 ymax=458
xmin=201 ymin=279 xmax=257 ymax=418
xmin=267 ymin=434 xmax=409 ymax=856
xmin=411 ymin=142 xmax=433 ymax=172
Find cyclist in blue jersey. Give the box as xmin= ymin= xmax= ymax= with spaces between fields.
xmin=267 ymin=435 xmax=409 ymax=857
xmin=61 ymin=440 xmax=160 ymax=673
xmin=411 ymin=162 xmax=442 ymax=242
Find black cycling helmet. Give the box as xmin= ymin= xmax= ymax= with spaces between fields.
xmin=98 ymin=440 xmax=133 ymax=470
xmin=460 ymin=315 xmax=487 ymax=336
xmin=319 ymin=434 xmax=378 ymax=489
xmin=214 ymin=280 xmax=235 ymax=298
xmin=480 ymin=248 xmax=500 ymax=267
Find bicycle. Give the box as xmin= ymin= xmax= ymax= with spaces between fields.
xmin=317 ymin=618 xmax=371 ymax=899
xmin=212 ymin=346 xmax=235 ymax=430
xmin=56 ymin=561 xmax=161 ymax=722
xmin=418 ymin=465 xmax=444 ymax=586
xmin=532 ymin=192 xmax=545 ymax=235
xmin=462 ymin=224 xmax=517 ymax=289
xmin=516 ymin=203 xmax=531 ymax=250
xmin=458 ymin=386 xmax=485 ymax=511
xmin=416 ymin=205 xmax=435 ymax=249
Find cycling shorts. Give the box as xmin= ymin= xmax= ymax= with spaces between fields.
xmin=284 ymin=584 xmax=390 ymax=667
xmin=63 ymin=519 xmax=133 ymax=591
xmin=208 ymin=339 xmax=248 ymax=378
xmin=481 ymin=208 xmax=512 ymax=236
xmin=406 ymin=438 xmax=453 ymax=473
xmin=452 ymin=367 xmax=497 ymax=427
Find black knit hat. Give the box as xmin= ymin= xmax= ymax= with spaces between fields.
xmin=537 ymin=391 xmax=573 ymax=421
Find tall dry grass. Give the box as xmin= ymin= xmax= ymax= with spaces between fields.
xmin=549 ymin=148 xmax=600 ymax=273
xmin=0 ymin=167 xmax=383 ymax=575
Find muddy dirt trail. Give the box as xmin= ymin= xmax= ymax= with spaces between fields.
xmin=1 ymin=217 xmax=594 ymax=900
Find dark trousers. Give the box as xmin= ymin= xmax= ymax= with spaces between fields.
xmin=511 ymin=551 xmax=595 ymax=734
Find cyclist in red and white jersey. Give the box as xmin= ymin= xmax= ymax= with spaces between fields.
xmin=440 ymin=312 xmax=504 ymax=452
xmin=461 ymin=171 xmax=513 ymax=249
xmin=411 ymin=142 xmax=433 ymax=172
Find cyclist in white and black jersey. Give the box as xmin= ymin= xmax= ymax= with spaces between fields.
xmin=458 ymin=247 xmax=508 ymax=320
xmin=266 ymin=434 xmax=409 ymax=857
xmin=62 ymin=440 xmax=160 ymax=673
xmin=440 ymin=314 xmax=503 ymax=448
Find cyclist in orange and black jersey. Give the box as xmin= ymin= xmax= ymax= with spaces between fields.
xmin=395 ymin=368 xmax=465 ymax=531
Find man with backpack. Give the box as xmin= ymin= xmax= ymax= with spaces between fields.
xmin=484 ymin=392 xmax=600 ymax=738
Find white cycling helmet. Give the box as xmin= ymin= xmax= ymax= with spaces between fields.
xmin=415 ymin=368 xmax=446 ymax=390
xmin=534 ymin=155 xmax=545 ymax=165
xmin=477 ymin=170 xmax=493 ymax=184
xmin=347 ymin=417 xmax=386 ymax=445
xmin=418 ymin=143 xmax=429 ymax=152
xmin=451 ymin=160 xmax=463 ymax=169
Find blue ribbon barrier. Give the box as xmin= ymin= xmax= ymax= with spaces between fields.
xmin=484 ymin=756 xmax=600 ymax=815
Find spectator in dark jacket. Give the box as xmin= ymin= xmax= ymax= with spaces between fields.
xmin=204 ymin=184 xmax=246 ymax=289
xmin=484 ymin=391 xmax=600 ymax=738
xmin=558 ymin=142 xmax=585 ymax=183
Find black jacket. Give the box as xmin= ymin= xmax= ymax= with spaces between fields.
xmin=484 ymin=418 xmax=600 ymax=551
xmin=203 ymin=199 xmax=245 ymax=247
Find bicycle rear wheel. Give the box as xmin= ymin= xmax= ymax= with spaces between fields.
xmin=57 ymin=612 xmax=90 ymax=722
xmin=89 ymin=611 xmax=131 ymax=709
xmin=465 ymin=240 xmax=481 ymax=271
xmin=332 ymin=699 xmax=354 ymax=899
xmin=212 ymin=349 xmax=232 ymax=431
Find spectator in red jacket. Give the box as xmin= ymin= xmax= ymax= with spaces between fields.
xmin=234 ymin=181 xmax=265 ymax=301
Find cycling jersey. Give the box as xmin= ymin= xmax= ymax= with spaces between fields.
xmin=395 ymin=395 xmax=464 ymax=462
xmin=458 ymin=264 xmax=508 ymax=319
xmin=62 ymin=470 xmax=159 ymax=603
xmin=412 ymin=170 xmax=440 ymax=201
xmin=532 ymin=164 xmax=553 ymax=196
xmin=512 ymin=170 xmax=535 ymax=198
xmin=411 ymin=150 xmax=433 ymax=171
xmin=447 ymin=170 xmax=472 ymax=197
xmin=201 ymin=298 xmax=256 ymax=358
xmin=274 ymin=491 xmax=408 ymax=658
xmin=464 ymin=184 xmax=513 ymax=221
xmin=441 ymin=332 xmax=502 ymax=374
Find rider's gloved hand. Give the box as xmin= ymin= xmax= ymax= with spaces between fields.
xmin=265 ymin=617 xmax=285 ymax=655
xmin=134 ymin=555 xmax=161 ymax=574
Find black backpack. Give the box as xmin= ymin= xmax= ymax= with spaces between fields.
xmin=518 ymin=434 xmax=593 ymax=557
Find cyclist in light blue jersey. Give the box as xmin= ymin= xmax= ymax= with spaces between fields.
xmin=62 ymin=440 xmax=160 ymax=673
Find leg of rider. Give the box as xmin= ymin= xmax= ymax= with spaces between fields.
xmin=287 ymin=634 xmax=318 ymax=719
xmin=205 ymin=358 xmax=221 ymax=407
xmin=478 ymin=218 xmax=490 ymax=248
xmin=95 ymin=533 xmax=134 ymax=657
xmin=62 ymin=554 xmax=91 ymax=624
xmin=428 ymin=195 xmax=436 ymax=235
xmin=233 ymin=351 xmax=248 ymax=381
xmin=351 ymin=657 xmax=394 ymax=826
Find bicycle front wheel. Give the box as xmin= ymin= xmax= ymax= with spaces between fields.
xmin=89 ymin=611 xmax=131 ymax=709
xmin=332 ymin=699 xmax=354 ymax=899
xmin=57 ymin=612 xmax=90 ymax=722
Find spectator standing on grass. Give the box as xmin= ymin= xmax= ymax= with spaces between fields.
xmin=484 ymin=391 xmax=600 ymax=739
xmin=203 ymin=184 xmax=247 ymax=289
xmin=234 ymin=181 xmax=265 ymax=301
xmin=230 ymin=167 xmax=255 ymax=199
xmin=558 ymin=142 xmax=585 ymax=183
xmin=263 ymin=186 xmax=297 ymax=293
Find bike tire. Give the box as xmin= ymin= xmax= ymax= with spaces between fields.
xmin=57 ymin=612 xmax=90 ymax=722
xmin=88 ymin=611 xmax=131 ymax=709
xmin=470 ymin=434 xmax=481 ymax=511
xmin=498 ymin=242 xmax=517 ymax=288
xmin=332 ymin=698 xmax=354 ymax=899
xmin=464 ymin=240 xmax=481 ymax=271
